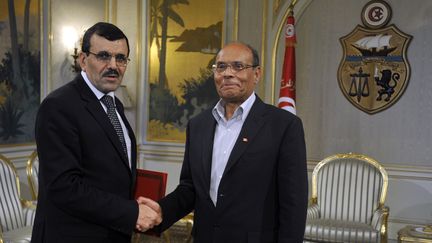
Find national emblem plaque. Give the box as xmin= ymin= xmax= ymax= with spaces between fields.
xmin=337 ymin=0 xmax=412 ymax=114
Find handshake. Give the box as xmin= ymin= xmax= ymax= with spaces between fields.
xmin=135 ymin=197 xmax=163 ymax=232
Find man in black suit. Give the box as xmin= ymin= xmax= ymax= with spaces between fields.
xmin=31 ymin=22 xmax=161 ymax=243
xmin=156 ymin=42 xmax=308 ymax=242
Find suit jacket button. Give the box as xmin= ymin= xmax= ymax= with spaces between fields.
xmin=219 ymin=193 xmax=224 ymax=197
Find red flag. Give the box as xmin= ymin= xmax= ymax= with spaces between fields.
xmin=278 ymin=11 xmax=296 ymax=115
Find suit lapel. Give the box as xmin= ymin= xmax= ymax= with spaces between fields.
xmin=116 ymin=98 xmax=136 ymax=171
xmin=74 ymin=77 xmax=131 ymax=171
xmin=117 ymin=100 xmax=136 ymax=168
xmin=201 ymin=111 xmax=217 ymax=195
xmin=117 ymin=100 xmax=137 ymax=191
xmin=222 ymin=97 xmax=267 ymax=177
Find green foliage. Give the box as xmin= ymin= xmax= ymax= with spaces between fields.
xmin=149 ymin=68 xmax=219 ymax=130
xmin=149 ymin=82 xmax=182 ymax=123
xmin=0 ymin=48 xmax=40 ymax=99
xmin=22 ymin=50 xmax=41 ymax=97
xmin=0 ymin=98 xmax=25 ymax=140
xmin=178 ymin=68 xmax=218 ymax=120
xmin=0 ymin=47 xmax=40 ymax=143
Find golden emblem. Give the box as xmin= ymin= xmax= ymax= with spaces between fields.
xmin=337 ymin=0 xmax=411 ymax=114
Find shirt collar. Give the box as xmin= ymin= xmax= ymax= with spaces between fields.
xmin=212 ymin=92 xmax=256 ymax=122
xmin=81 ymin=71 xmax=115 ymax=101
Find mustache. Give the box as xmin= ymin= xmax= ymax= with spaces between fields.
xmin=222 ymin=79 xmax=239 ymax=85
xmin=102 ymin=69 xmax=119 ymax=77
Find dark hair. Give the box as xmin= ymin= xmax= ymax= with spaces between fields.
xmin=81 ymin=22 xmax=130 ymax=56
xmin=244 ymin=43 xmax=260 ymax=67
xmin=216 ymin=42 xmax=260 ymax=66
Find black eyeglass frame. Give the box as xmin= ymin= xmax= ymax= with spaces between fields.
xmin=87 ymin=51 xmax=130 ymax=67
xmin=211 ymin=62 xmax=259 ymax=74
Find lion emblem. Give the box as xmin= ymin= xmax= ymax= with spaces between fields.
xmin=375 ymin=69 xmax=400 ymax=101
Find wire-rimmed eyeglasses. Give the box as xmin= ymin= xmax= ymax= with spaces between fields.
xmin=212 ymin=62 xmax=259 ymax=74
xmin=87 ymin=51 xmax=130 ymax=67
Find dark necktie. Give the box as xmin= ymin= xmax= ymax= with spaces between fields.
xmin=100 ymin=95 xmax=128 ymax=159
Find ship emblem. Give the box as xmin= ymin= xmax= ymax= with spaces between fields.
xmin=337 ymin=0 xmax=411 ymax=114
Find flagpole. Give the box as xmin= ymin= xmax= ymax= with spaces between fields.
xmin=288 ymin=0 xmax=298 ymax=10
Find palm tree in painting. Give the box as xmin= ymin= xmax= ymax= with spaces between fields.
xmin=7 ymin=0 xmax=27 ymax=99
xmin=150 ymin=0 xmax=162 ymax=70
xmin=6 ymin=0 xmax=35 ymax=101
xmin=23 ymin=0 xmax=32 ymax=52
xmin=150 ymin=0 xmax=189 ymax=88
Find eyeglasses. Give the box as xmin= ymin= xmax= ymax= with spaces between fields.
xmin=212 ymin=62 xmax=258 ymax=74
xmin=87 ymin=51 xmax=130 ymax=67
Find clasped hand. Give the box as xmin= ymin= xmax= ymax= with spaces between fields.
xmin=135 ymin=197 xmax=162 ymax=232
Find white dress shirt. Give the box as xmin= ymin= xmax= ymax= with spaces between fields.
xmin=81 ymin=71 xmax=132 ymax=168
xmin=209 ymin=93 xmax=256 ymax=205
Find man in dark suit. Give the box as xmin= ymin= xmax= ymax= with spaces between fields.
xmin=156 ymin=42 xmax=308 ymax=242
xmin=31 ymin=22 xmax=161 ymax=243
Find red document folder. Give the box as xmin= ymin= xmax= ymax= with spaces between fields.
xmin=134 ymin=169 xmax=168 ymax=201
xmin=134 ymin=169 xmax=167 ymax=237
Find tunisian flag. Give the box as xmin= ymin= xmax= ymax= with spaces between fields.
xmin=278 ymin=11 xmax=296 ymax=115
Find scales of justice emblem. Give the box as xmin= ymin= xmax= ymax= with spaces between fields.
xmin=337 ymin=0 xmax=412 ymax=114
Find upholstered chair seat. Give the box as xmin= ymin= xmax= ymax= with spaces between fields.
xmin=0 ymin=154 xmax=36 ymax=243
xmin=306 ymin=219 xmax=380 ymax=242
xmin=1 ymin=226 xmax=33 ymax=243
xmin=303 ymin=153 xmax=389 ymax=243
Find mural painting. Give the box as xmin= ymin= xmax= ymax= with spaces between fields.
xmin=147 ymin=0 xmax=224 ymax=142
xmin=0 ymin=0 xmax=40 ymax=145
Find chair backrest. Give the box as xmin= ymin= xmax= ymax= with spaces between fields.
xmin=26 ymin=151 xmax=39 ymax=200
xmin=0 ymin=154 xmax=25 ymax=232
xmin=311 ymin=153 xmax=388 ymax=224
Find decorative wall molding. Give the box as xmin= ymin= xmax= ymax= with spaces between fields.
xmin=0 ymin=145 xmax=36 ymax=170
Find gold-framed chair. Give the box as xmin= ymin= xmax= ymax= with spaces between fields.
xmin=26 ymin=151 xmax=39 ymax=200
xmin=0 ymin=154 xmax=36 ymax=243
xmin=304 ymin=153 xmax=389 ymax=243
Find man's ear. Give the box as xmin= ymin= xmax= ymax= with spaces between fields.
xmin=78 ymin=52 xmax=86 ymax=71
xmin=254 ymin=66 xmax=262 ymax=84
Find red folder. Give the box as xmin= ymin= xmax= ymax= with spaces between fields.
xmin=134 ymin=169 xmax=167 ymax=201
xmin=134 ymin=169 xmax=167 ymax=237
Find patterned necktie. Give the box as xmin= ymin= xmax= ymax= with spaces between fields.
xmin=100 ymin=95 xmax=128 ymax=159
